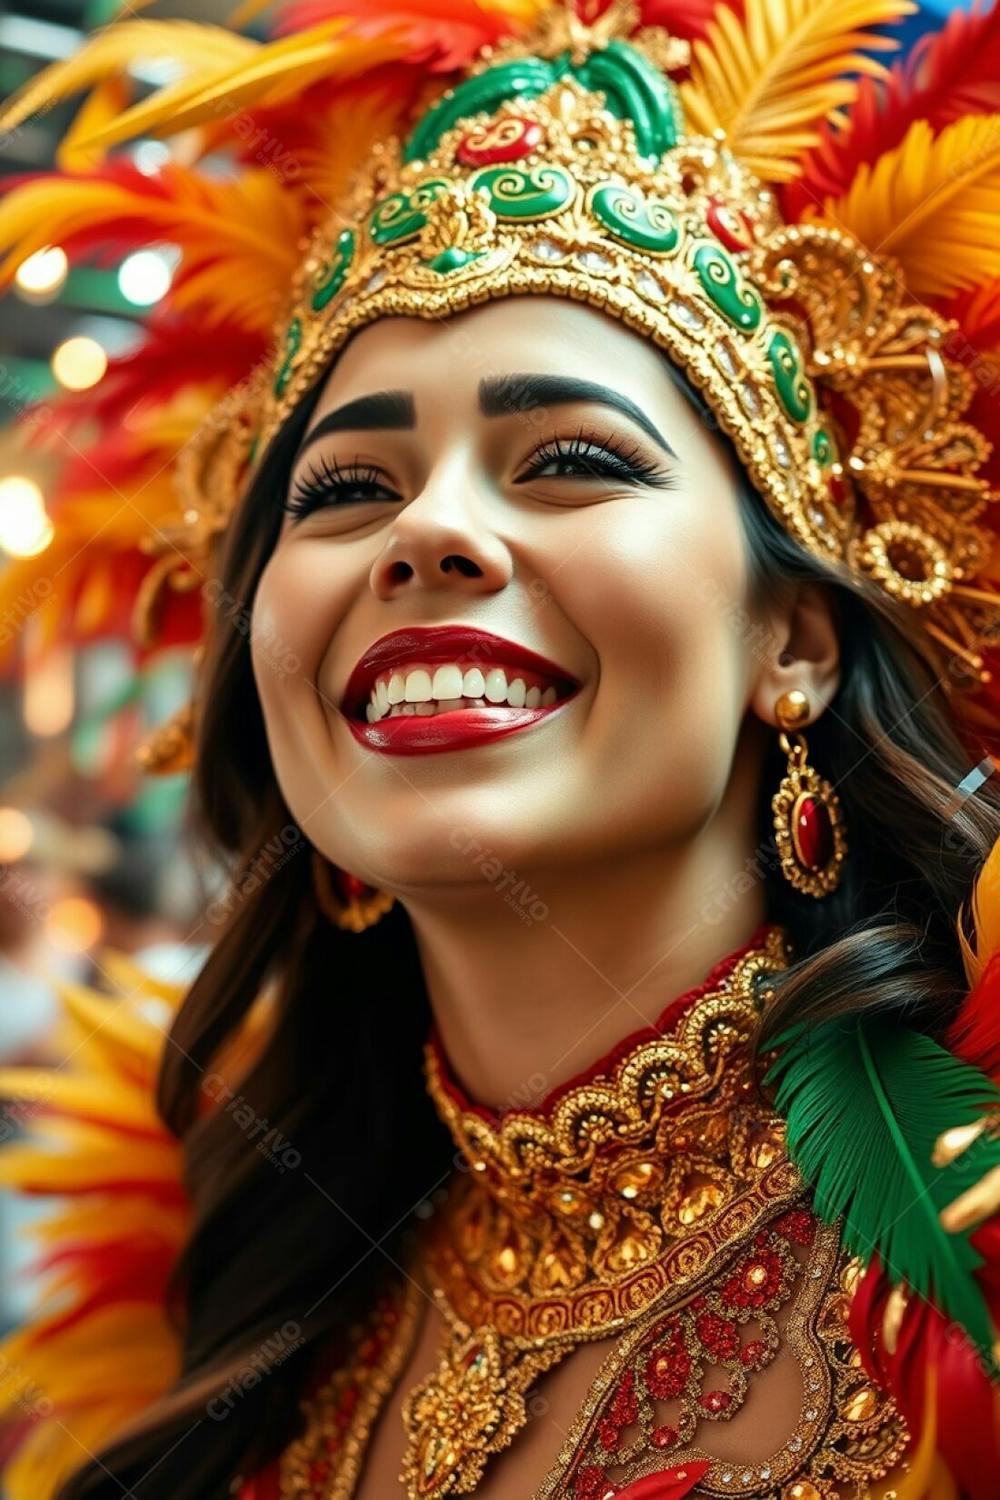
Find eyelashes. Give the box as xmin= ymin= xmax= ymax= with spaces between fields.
xmin=285 ymin=455 xmax=401 ymax=520
xmin=283 ymin=427 xmax=676 ymax=521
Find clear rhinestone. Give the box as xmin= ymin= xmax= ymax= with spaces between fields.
xmin=721 ymin=1474 xmax=733 ymax=1485
xmin=805 ymin=1406 xmax=818 ymax=1420
xmin=636 ymin=270 xmax=665 ymax=302
xmin=789 ymin=1437 xmax=803 ymax=1452
xmin=531 ymin=238 xmax=564 ymax=262
xmin=760 ymin=1470 xmax=771 ymax=1481
xmin=739 ymin=381 xmax=761 ymax=416
xmin=669 ymin=298 xmax=705 ymax=330
xmin=577 ymin=249 xmax=614 ymax=274
xmin=715 ymin=342 xmax=738 ymax=376
xmin=741 ymin=1473 xmax=752 ymax=1486
xmin=808 ymin=1379 xmax=820 ymax=1391
xmin=364 ymin=269 xmax=387 ymax=294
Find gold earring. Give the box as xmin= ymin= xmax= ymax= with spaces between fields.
xmin=771 ymin=688 xmax=847 ymax=898
xmin=311 ymin=848 xmax=395 ymax=933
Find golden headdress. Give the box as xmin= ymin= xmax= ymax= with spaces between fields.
xmin=3 ymin=0 xmax=1000 ymax=766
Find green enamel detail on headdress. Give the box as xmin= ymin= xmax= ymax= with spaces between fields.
xmin=692 ymin=243 xmax=763 ymax=331
xmin=812 ymin=429 xmax=834 ymax=466
xmin=769 ymin=330 xmax=813 ymax=424
xmin=425 ymin=247 xmax=485 ymax=275
xmin=274 ymin=317 xmax=301 ymax=398
xmin=470 ymin=164 xmax=574 ymax=219
xmin=311 ymin=228 xmax=355 ymax=311
xmin=403 ymin=41 xmax=682 ymax=166
xmin=370 ymin=179 xmax=451 ymax=246
xmin=589 ymin=182 xmax=679 ymax=253
xmin=572 ymin=40 xmax=683 ymax=159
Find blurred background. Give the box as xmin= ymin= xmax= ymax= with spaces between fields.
xmin=0 ymin=0 xmax=984 ymax=1434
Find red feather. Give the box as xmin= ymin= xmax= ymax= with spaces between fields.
xmin=782 ymin=0 xmax=1000 ymax=221
xmin=849 ymin=1239 xmax=1000 ymax=1498
xmin=272 ymin=0 xmax=522 ymax=66
xmin=948 ymin=947 xmax=1000 ymax=1085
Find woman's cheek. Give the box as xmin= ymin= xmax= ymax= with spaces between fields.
xmin=252 ymin=541 xmax=350 ymax=691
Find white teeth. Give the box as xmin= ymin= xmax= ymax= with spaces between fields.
xmin=431 ymin=664 xmax=464 ymax=699
xmin=405 ymin=668 xmax=433 ymax=703
xmin=362 ymin=660 xmax=568 ymax=722
xmin=484 ymin=668 xmax=508 ymax=703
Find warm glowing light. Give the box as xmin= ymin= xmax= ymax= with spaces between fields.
xmin=24 ymin=646 xmax=74 ymax=737
xmin=15 ymin=245 xmax=68 ymax=301
xmin=132 ymin=139 xmax=171 ymax=175
xmin=51 ymin=335 xmax=107 ymax=391
xmin=0 ymin=475 xmax=53 ymax=558
xmin=47 ymin=896 xmax=103 ymax=953
xmin=118 ymin=248 xmax=174 ymax=306
xmin=0 ymin=808 xmax=34 ymax=862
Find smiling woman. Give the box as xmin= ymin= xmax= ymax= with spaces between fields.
xmin=3 ymin=2 xmax=1000 ymax=1500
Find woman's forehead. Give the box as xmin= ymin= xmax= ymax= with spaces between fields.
xmin=312 ymin=296 xmax=689 ymax=420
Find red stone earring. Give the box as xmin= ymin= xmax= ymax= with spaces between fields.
xmin=311 ymin=848 xmax=395 ymax=933
xmin=771 ymin=688 xmax=847 ymax=898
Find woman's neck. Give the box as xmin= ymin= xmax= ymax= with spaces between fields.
xmin=401 ymin=816 xmax=770 ymax=1113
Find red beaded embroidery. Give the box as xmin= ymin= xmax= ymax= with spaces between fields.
xmin=565 ymin=1212 xmax=810 ymax=1497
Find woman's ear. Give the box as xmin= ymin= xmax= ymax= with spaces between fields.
xmin=749 ymin=581 xmax=841 ymax=729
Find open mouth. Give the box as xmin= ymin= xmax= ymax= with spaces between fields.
xmin=352 ymin=660 xmax=578 ymax=723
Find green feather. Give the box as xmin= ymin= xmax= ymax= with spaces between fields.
xmin=765 ymin=1015 xmax=1000 ymax=1360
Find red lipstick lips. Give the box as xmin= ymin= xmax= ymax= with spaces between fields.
xmin=340 ymin=625 xmax=580 ymax=756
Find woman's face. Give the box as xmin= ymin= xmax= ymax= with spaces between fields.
xmin=251 ymin=297 xmax=790 ymax=895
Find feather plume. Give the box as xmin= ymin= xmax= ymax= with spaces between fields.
xmin=813 ymin=113 xmax=1000 ymax=298
xmin=0 ymin=21 xmax=255 ymax=139
xmin=955 ymin=830 xmax=1000 ymax=989
xmin=0 ymin=162 xmax=304 ymax=335
xmin=766 ymin=1015 xmax=1000 ymax=1359
xmin=679 ymin=0 xmax=917 ymax=183
xmin=268 ymin=0 xmax=543 ymax=60
xmin=784 ymin=0 xmax=1000 ymax=220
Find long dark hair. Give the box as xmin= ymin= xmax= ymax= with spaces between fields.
xmin=54 ymin=348 xmax=1000 ymax=1498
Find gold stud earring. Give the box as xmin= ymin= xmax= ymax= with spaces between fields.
xmin=771 ymin=688 xmax=847 ymax=898
xmin=311 ymin=848 xmax=395 ymax=932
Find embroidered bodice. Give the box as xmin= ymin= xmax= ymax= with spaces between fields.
xmin=237 ymin=923 xmax=910 ymax=1500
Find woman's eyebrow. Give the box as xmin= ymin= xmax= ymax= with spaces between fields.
xmin=478 ymin=375 xmax=677 ymax=457
xmin=294 ymin=390 xmax=416 ymax=464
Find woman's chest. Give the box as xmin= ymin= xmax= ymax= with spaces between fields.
xmin=266 ymin=1210 xmax=909 ymax=1500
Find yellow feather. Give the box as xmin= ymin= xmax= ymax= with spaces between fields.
xmin=0 ymin=168 xmax=302 ymax=334
xmin=56 ymin=75 xmax=132 ymax=172
xmin=681 ymin=0 xmax=917 ymax=182
xmin=0 ymin=20 xmax=255 ymax=137
xmin=957 ymin=828 xmax=1000 ymax=985
xmin=814 ymin=114 xmax=1000 ymax=298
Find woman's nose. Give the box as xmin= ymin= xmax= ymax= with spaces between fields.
xmin=369 ymin=475 xmax=513 ymax=600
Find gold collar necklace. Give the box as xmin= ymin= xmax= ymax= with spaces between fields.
xmin=403 ymin=923 xmax=802 ymax=1497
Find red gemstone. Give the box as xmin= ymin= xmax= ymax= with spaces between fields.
xmin=695 ymin=1311 xmax=739 ymax=1361
xmin=700 ymin=1389 xmax=732 ymax=1414
xmin=740 ymin=1339 xmax=768 ymax=1369
xmin=574 ymin=1465 xmax=610 ymax=1499
xmin=456 ymin=115 xmax=544 ymax=165
xmin=706 ymin=196 xmax=754 ymax=252
xmin=651 ymin=1424 xmax=679 ymax=1449
xmin=337 ymin=870 xmax=371 ymax=902
xmin=599 ymin=1417 xmax=621 ymax=1452
xmin=774 ymin=1208 xmax=816 ymax=1246
xmin=308 ymin=1460 xmax=331 ymax=1483
xmin=791 ymin=793 xmax=834 ymax=871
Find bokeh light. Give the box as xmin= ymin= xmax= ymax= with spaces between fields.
xmin=46 ymin=895 xmax=104 ymax=953
xmin=15 ymin=245 xmax=68 ymax=303
xmin=0 ymin=475 xmax=54 ymax=558
xmin=0 ymin=808 xmax=34 ymax=863
xmin=51 ymin=334 xmax=108 ymax=391
xmin=117 ymin=248 xmax=174 ymax=307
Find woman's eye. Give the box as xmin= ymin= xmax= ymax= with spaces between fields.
xmin=285 ymin=459 xmax=401 ymax=520
xmin=514 ymin=433 xmax=673 ymax=489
